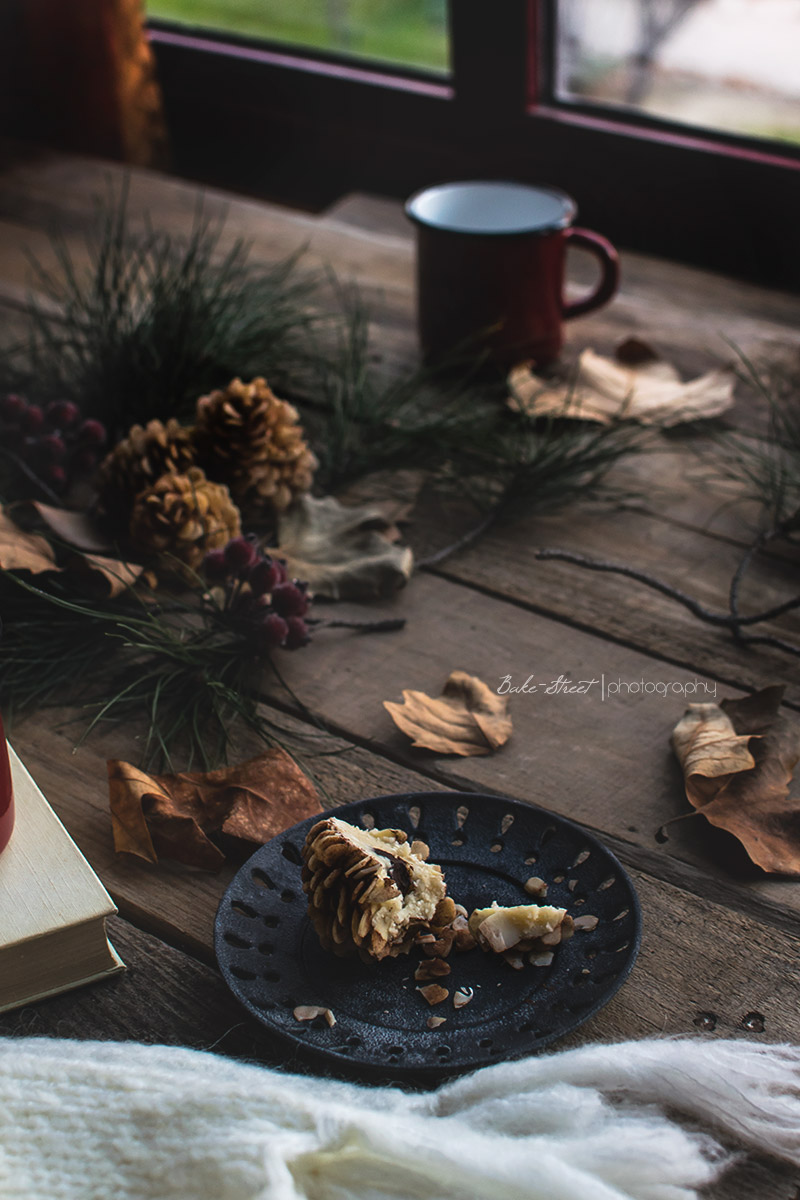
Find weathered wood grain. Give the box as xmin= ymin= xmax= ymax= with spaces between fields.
xmin=417 ymin=494 xmax=800 ymax=703
xmin=0 ymin=914 xmax=301 ymax=1067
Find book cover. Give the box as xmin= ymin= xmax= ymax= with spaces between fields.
xmin=0 ymin=744 xmax=124 ymax=1013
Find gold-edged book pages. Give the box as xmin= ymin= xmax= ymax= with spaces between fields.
xmin=0 ymin=745 xmax=124 ymax=1014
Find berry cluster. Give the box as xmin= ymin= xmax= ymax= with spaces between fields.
xmin=203 ymin=536 xmax=311 ymax=653
xmin=0 ymin=394 xmax=107 ymax=494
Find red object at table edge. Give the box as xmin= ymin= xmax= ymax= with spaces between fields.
xmin=0 ymin=714 xmax=14 ymax=854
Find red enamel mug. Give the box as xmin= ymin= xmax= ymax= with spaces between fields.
xmin=405 ymin=180 xmax=619 ymax=369
xmin=0 ymin=715 xmax=14 ymax=855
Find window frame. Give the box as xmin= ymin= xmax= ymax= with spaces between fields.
xmin=148 ymin=0 xmax=800 ymax=288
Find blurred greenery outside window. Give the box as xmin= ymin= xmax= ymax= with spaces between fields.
xmin=145 ymin=0 xmax=450 ymax=73
xmin=556 ymin=0 xmax=800 ymax=146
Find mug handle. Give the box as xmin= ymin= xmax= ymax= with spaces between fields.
xmin=561 ymin=227 xmax=620 ymax=320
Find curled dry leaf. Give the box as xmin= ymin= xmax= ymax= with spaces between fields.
xmin=508 ymin=339 xmax=734 ymax=427
xmin=273 ymin=494 xmax=413 ymax=600
xmin=108 ymin=749 xmax=321 ymax=871
xmin=384 ymin=669 xmax=512 ymax=757
xmin=671 ymin=685 xmax=800 ymax=874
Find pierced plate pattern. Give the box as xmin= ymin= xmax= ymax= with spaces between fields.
xmin=215 ymin=792 xmax=641 ymax=1079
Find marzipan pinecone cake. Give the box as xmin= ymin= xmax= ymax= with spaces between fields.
xmin=302 ymin=817 xmax=455 ymax=961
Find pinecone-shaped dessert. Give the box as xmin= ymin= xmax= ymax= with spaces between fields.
xmin=95 ymin=418 xmax=197 ymax=533
xmin=194 ymin=377 xmax=317 ymax=516
xmin=302 ymin=817 xmax=455 ymax=961
xmin=129 ymin=466 xmax=241 ymax=572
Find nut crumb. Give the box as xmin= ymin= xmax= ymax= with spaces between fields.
xmin=530 ymin=951 xmax=554 ymax=967
xmin=423 ymin=927 xmax=457 ymax=958
xmin=573 ymin=914 xmax=599 ymax=931
xmin=427 ymin=1016 xmax=447 ymax=1029
xmin=415 ymin=957 xmax=451 ymax=982
xmin=524 ymin=876 xmax=548 ymax=897
xmin=293 ymin=1005 xmax=336 ymax=1027
xmin=418 ymin=983 xmax=449 ymax=1006
xmin=453 ymin=986 xmax=474 ymax=1009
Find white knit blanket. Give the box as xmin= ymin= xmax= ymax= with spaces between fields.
xmin=1 ymin=1036 xmax=799 ymax=1200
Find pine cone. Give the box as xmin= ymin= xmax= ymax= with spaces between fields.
xmin=301 ymin=816 xmax=451 ymax=961
xmin=195 ymin=377 xmax=317 ymax=516
xmin=95 ymin=418 xmax=197 ymax=532
xmin=129 ymin=466 xmax=241 ymax=571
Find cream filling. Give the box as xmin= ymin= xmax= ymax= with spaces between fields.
xmin=330 ymin=818 xmax=445 ymax=942
xmin=469 ymin=902 xmax=567 ymax=953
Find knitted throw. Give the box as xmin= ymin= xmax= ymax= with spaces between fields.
xmin=2 ymin=1036 xmax=800 ymax=1199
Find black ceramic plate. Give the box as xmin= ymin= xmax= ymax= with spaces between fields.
xmin=215 ymin=792 xmax=641 ymax=1079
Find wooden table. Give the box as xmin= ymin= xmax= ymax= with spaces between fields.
xmin=1 ymin=145 xmax=800 ymax=1198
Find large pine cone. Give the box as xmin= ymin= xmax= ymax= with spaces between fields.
xmin=302 ymin=816 xmax=454 ymax=961
xmin=95 ymin=419 xmax=197 ymax=532
xmin=194 ymin=377 xmax=317 ymax=517
xmin=129 ymin=466 xmax=241 ymax=571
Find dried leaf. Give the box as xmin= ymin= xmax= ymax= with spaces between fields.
xmin=509 ymin=340 xmax=734 ymax=427
xmin=274 ymin=494 xmax=413 ymax=600
xmin=0 ymin=509 xmax=57 ymax=573
xmin=384 ymin=669 xmax=512 ymax=757
xmin=0 ymin=504 xmax=141 ymax=596
xmin=69 ymin=552 xmax=144 ymax=598
xmin=671 ymin=686 xmax=800 ymax=874
xmin=27 ymin=502 xmax=111 ymax=553
xmin=108 ymin=749 xmax=321 ymax=870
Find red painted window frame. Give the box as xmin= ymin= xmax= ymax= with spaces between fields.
xmin=148 ymin=0 xmax=800 ymax=287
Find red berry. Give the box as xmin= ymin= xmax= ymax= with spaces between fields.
xmin=224 ymin=536 xmax=259 ymax=573
xmin=203 ymin=548 xmax=228 ymax=580
xmin=272 ymin=582 xmax=309 ymax=618
xmin=41 ymin=433 xmax=67 ymax=461
xmin=23 ymin=404 xmax=45 ymax=434
xmin=1 ymin=393 xmax=27 ymax=423
xmin=79 ymin=418 xmax=107 ymax=447
xmin=249 ymin=557 xmax=284 ymax=596
xmin=261 ymin=613 xmax=288 ymax=650
xmin=46 ymin=399 xmax=80 ymax=429
xmin=284 ymin=616 xmax=310 ymax=650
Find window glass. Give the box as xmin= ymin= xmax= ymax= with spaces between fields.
xmin=556 ymin=0 xmax=800 ymax=145
xmin=147 ymin=0 xmax=449 ymax=73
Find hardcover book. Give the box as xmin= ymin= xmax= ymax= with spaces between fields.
xmin=0 ymin=744 xmax=124 ymax=1014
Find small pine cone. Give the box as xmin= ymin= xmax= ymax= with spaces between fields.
xmin=95 ymin=419 xmax=197 ymax=532
xmin=129 ymin=466 xmax=241 ymax=572
xmin=301 ymin=816 xmax=447 ymax=962
xmin=195 ymin=377 xmax=317 ymax=516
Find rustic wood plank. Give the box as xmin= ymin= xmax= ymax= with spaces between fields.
xmin=0 ymin=914 xmax=302 ymax=1067
xmin=413 ymin=492 xmax=800 ymax=704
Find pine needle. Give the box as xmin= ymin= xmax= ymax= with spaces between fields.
xmin=5 ymin=188 xmax=320 ymax=439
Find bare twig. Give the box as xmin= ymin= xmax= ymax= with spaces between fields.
xmin=535 ymin=546 xmax=800 ymax=656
